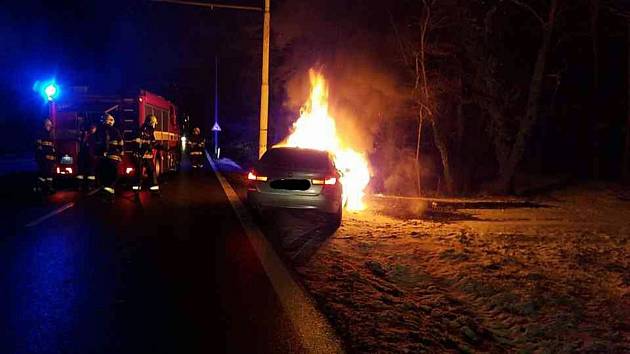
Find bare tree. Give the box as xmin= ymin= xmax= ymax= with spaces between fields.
xmin=591 ymin=0 xmax=601 ymax=179
xmin=482 ymin=0 xmax=563 ymax=193
xmin=607 ymin=1 xmax=630 ymax=181
xmin=390 ymin=0 xmax=460 ymax=195
xmin=389 ymin=6 xmax=424 ymax=195
xmin=587 ymin=0 xmax=630 ymax=181
xmin=626 ymin=21 xmax=630 ymax=182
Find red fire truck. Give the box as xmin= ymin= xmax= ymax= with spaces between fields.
xmin=53 ymin=89 xmax=181 ymax=182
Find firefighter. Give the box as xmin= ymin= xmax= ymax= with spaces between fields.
xmin=34 ymin=118 xmax=56 ymax=194
xmin=76 ymin=123 xmax=97 ymax=191
xmin=95 ymin=113 xmax=123 ymax=196
xmin=132 ymin=114 xmax=159 ymax=192
xmin=188 ymin=127 xmax=205 ymax=169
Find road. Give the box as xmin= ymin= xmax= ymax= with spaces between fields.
xmin=0 ymin=160 xmax=308 ymax=354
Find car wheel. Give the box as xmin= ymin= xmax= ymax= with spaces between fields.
xmin=330 ymin=205 xmax=342 ymax=229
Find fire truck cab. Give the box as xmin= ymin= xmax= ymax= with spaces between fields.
xmin=54 ymin=89 xmax=181 ymax=182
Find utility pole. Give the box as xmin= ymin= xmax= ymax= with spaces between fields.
xmin=259 ymin=0 xmax=270 ymax=158
xmin=151 ymin=0 xmax=270 ymax=159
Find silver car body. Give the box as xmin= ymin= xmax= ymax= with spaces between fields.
xmin=246 ymin=147 xmax=342 ymax=214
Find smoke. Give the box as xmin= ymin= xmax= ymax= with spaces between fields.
xmin=282 ymin=56 xmax=407 ymax=153
xmin=383 ymin=154 xmax=417 ymax=196
xmin=274 ymin=0 xmax=416 ymax=195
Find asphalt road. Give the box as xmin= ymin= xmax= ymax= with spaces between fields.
xmin=0 ymin=162 xmax=305 ymax=354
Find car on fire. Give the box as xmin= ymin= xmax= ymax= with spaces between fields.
xmin=246 ymin=146 xmax=343 ymax=227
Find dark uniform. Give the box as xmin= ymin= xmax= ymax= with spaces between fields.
xmin=95 ymin=120 xmax=123 ymax=194
xmin=133 ymin=123 xmax=158 ymax=190
xmin=35 ymin=126 xmax=56 ymax=193
xmin=188 ymin=133 xmax=205 ymax=168
xmin=77 ymin=126 xmax=97 ymax=190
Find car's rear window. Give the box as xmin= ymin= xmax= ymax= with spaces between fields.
xmin=260 ymin=147 xmax=332 ymax=170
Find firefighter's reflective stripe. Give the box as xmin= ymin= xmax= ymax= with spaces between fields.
xmin=39 ymin=141 xmax=54 ymax=147
xmin=150 ymin=185 xmax=159 ymax=191
xmin=142 ymin=153 xmax=153 ymax=159
xmin=107 ymin=155 xmax=122 ymax=161
xmin=109 ymin=140 xmax=124 ymax=146
xmin=87 ymin=175 xmax=96 ymax=180
xmin=38 ymin=177 xmax=46 ymax=182
xmin=45 ymin=155 xmax=56 ymax=160
xmin=76 ymin=175 xmax=85 ymax=180
xmin=190 ymin=151 xmax=203 ymax=155
xmin=104 ymin=187 xmax=115 ymax=194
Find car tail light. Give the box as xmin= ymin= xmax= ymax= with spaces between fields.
xmin=56 ymin=166 xmax=73 ymax=175
xmin=312 ymin=177 xmax=337 ymax=185
xmin=247 ymin=171 xmax=268 ymax=182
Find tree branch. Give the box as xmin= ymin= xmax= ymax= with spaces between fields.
xmin=509 ymin=0 xmax=545 ymax=25
xmin=388 ymin=8 xmax=411 ymax=70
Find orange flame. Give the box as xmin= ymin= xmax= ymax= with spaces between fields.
xmin=277 ymin=69 xmax=370 ymax=211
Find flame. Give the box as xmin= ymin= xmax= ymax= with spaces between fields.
xmin=276 ymin=69 xmax=370 ymax=211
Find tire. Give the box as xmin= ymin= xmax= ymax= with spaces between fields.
xmin=330 ymin=205 xmax=342 ymax=229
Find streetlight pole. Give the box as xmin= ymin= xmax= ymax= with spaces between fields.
xmin=151 ymin=0 xmax=270 ymax=159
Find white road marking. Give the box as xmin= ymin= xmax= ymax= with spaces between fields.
xmin=25 ymin=187 xmax=102 ymax=228
xmin=25 ymin=202 xmax=75 ymax=228
xmin=206 ymin=152 xmax=344 ymax=354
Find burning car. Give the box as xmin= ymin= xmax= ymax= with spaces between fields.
xmin=247 ymin=146 xmax=343 ymax=227
xmin=274 ymin=69 xmax=371 ymax=211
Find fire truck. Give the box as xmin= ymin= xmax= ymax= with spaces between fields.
xmin=53 ymin=89 xmax=181 ymax=182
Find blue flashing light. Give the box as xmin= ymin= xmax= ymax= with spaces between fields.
xmin=44 ymin=84 xmax=57 ymax=99
xmin=34 ymin=80 xmax=60 ymax=101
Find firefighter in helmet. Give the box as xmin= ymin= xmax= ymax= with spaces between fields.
xmin=188 ymin=127 xmax=205 ymax=169
xmin=95 ymin=113 xmax=123 ymax=196
xmin=34 ymin=118 xmax=56 ymax=194
xmin=132 ymin=114 xmax=159 ymax=192
xmin=76 ymin=122 xmax=97 ymax=191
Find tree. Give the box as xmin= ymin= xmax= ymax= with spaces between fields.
xmin=390 ymin=0 xmax=461 ymax=195
xmin=606 ymin=0 xmax=630 ymax=181
xmin=476 ymin=0 xmax=563 ymax=193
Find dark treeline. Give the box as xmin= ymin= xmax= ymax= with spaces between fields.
xmin=269 ymin=0 xmax=630 ymax=196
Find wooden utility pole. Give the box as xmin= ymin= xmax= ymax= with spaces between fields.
xmin=259 ymin=0 xmax=270 ymax=158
